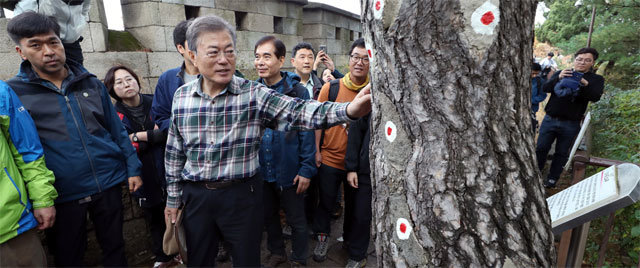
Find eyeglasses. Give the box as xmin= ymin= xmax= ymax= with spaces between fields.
xmin=350 ymin=55 xmax=370 ymax=64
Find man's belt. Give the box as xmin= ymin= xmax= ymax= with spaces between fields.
xmin=190 ymin=176 xmax=255 ymax=190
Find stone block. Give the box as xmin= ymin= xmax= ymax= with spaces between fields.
xmin=147 ymin=52 xmax=183 ymax=77
xmin=286 ymin=3 xmax=303 ymax=19
xmin=302 ymin=24 xmax=334 ymax=39
xmin=0 ymin=19 xmax=16 ymax=53
xmin=90 ymin=23 xmax=108 ymax=52
xmin=80 ymin=26 xmax=95 ymax=53
xmin=282 ymin=18 xmax=299 ymax=36
xmin=84 ymin=52 xmax=149 ymax=81
xmin=128 ymin=26 xmax=168 ymax=51
xmin=120 ymin=0 xmax=159 ymax=4
xmin=327 ymin=39 xmax=343 ymax=54
xmin=146 ymin=77 xmax=159 ymax=93
xmin=301 ymin=9 xmax=323 ymax=23
xmin=88 ymin=0 xmax=108 ymax=24
xmin=136 ymin=78 xmax=151 ymax=94
xmin=214 ymin=0 xmax=258 ymax=13
xmin=258 ymin=1 xmax=287 ymax=17
xmin=349 ymin=18 xmax=362 ymax=32
xmin=234 ymin=50 xmax=255 ymax=71
xmin=183 ymin=0 xmax=216 ymax=8
xmin=164 ymin=27 xmax=177 ymax=52
xmin=159 ymin=3 xmax=186 ymax=26
xmin=122 ymin=2 xmax=160 ymax=28
xmin=235 ymin=31 xmax=265 ymax=51
xmin=243 ymin=13 xmax=274 ymax=33
xmin=0 ymin=52 xmax=23 ymax=80
xmin=303 ymin=38 xmax=329 ymax=53
xmin=198 ymin=8 xmax=235 ymax=25
xmin=273 ymin=34 xmax=302 ymax=53
xmin=324 ymin=11 xmax=349 ymax=29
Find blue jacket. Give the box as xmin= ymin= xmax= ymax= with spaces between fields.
xmin=152 ymin=65 xmax=186 ymax=131
xmin=0 ymin=81 xmax=57 ymax=244
xmin=257 ymin=72 xmax=317 ymax=187
xmin=531 ymin=76 xmax=546 ymax=112
xmin=7 ymin=60 xmax=141 ymax=203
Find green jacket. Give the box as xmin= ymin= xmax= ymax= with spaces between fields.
xmin=0 ymin=81 xmax=57 ymax=244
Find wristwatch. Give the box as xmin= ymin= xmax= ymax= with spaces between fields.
xmin=132 ymin=133 xmax=139 ymax=142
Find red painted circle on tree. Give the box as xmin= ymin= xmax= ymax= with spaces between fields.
xmin=481 ymin=11 xmax=494 ymax=25
xmin=375 ymin=1 xmax=381 ymax=11
xmin=400 ymin=223 xmax=407 ymax=233
xmin=387 ymin=127 xmax=392 ymax=136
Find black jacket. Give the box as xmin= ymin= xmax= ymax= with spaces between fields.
xmin=345 ymin=113 xmax=370 ymax=179
xmin=115 ymin=94 xmax=168 ymax=207
xmin=543 ymin=70 xmax=604 ymax=121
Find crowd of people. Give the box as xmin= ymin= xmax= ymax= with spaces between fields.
xmin=0 ymin=2 xmax=605 ymax=268
xmin=0 ymin=7 xmax=374 ymax=268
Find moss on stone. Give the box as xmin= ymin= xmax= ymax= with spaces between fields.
xmin=108 ymin=30 xmax=146 ymax=52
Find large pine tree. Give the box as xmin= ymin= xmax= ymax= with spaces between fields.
xmin=361 ymin=0 xmax=556 ymax=266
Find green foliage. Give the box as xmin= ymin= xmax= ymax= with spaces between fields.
xmin=590 ymin=85 xmax=640 ymax=162
xmin=584 ymin=85 xmax=640 ymax=266
xmin=535 ymin=0 xmax=640 ymax=89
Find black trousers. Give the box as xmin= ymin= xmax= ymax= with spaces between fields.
xmin=64 ymin=37 xmax=84 ymax=66
xmin=312 ymin=164 xmax=347 ymax=235
xmin=142 ymin=203 xmax=173 ymax=262
xmin=263 ymin=181 xmax=308 ymax=263
xmin=182 ymin=176 xmax=263 ymax=267
xmin=46 ymin=185 xmax=127 ymax=267
xmin=343 ymin=174 xmax=372 ymax=261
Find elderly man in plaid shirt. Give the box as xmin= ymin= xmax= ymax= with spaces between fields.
xmin=163 ymin=15 xmax=371 ymax=267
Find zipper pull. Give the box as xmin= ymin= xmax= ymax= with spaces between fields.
xmin=64 ymin=95 xmax=70 ymax=103
xmin=250 ymin=185 xmax=254 ymax=193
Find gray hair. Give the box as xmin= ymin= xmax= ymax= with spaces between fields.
xmin=186 ymin=15 xmax=237 ymax=53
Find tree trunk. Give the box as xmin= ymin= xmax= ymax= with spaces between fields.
xmin=362 ymin=0 xmax=556 ymax=266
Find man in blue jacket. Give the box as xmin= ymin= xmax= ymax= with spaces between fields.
xmin=6 ymin=12 xmax=142 ymax=266
xmin=152 ymin=19 xmax=198 ymax=132
xmin=255 ymin=36 xmax=317 ymax=267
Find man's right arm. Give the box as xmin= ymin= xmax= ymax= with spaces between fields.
xmin=152 ymin=75 xmax=172 ymax=131
xmin=165 ymin=102 xmax=187 ymax=209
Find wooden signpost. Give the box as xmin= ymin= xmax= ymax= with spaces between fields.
xmin=548 ymin=163 xmax=640 ymax=235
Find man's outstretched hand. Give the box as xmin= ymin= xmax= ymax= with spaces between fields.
xmin=346 ymin=84 xmax=372 ymax=119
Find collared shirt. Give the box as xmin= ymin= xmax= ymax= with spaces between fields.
xmin=302 ymin=75 xmax=315 ymax=99
xmin=165 ymin=75 xmax=351 ymax=208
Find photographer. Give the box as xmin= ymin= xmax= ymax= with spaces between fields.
xmin=535 ymin=47 xmax=604 ymax=188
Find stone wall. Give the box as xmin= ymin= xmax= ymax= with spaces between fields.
xmin=1 ymin=0 xmax=361 ymax=83
xmin=0 ymin=0 xmax=360 ymax=87
xmin=302 ymin=3 xmax=363 ymax=73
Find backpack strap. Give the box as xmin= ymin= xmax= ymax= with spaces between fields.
xmin=318 ymin=79 xmax=341 ymax=152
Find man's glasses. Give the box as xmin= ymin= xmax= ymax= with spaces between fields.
xmin=350 ymin=54 xmax=370 ymax=64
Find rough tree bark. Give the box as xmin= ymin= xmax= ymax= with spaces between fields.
xmin=362 ymin=0 xmax=556 ymax=266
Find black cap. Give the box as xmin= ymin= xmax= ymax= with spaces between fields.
xmin=547 ymin=52 xmax=554 ymax=57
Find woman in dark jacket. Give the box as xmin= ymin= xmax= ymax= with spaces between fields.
xmin=104 ymin=65 xmax=175 ymax=267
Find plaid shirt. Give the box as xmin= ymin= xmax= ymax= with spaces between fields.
xmin=165 ymin=76 xmax=351 ymax=208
